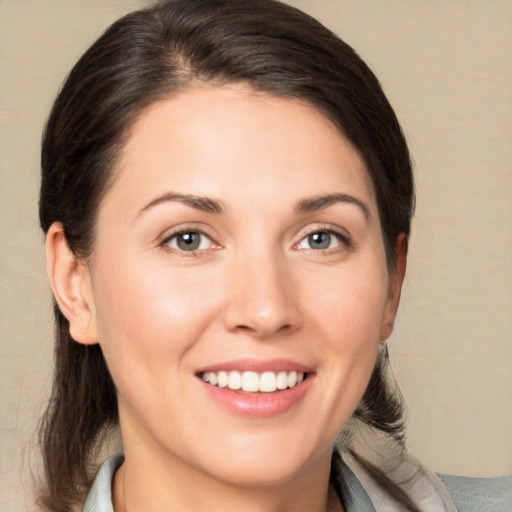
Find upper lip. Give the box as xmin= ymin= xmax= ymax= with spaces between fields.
xmin=195 ymin=358 xmax=313 ymax=375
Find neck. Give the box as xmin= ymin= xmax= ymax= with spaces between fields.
xmin=113 ymin=445 xmax=343 ymax=512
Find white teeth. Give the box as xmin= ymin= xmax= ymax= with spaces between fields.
xmin=217 ymin=371 xmax=228 ymax=388
xmin=228 ymin=371 xmax=242 ymax=390
xmin=201 ymin=370 xmax=307 ymax=392
xmin=276 ymin=371 xmax=288 ymax=390
xmin=287 ymin=371 xmax=298 ymax=388
xmin=260 ymin=371 xmax=277 ymax=392
xmin=242 ymin=371 xmax=259 ymax=392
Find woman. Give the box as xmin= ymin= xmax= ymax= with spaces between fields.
xmin=38 ymin=1 xmax=461 ymax=510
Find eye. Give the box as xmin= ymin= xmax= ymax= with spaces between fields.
xmin=163 ymin=231 xmax=214 ymax=252
xmin=296 ymin=230 xmax=345 ymax=251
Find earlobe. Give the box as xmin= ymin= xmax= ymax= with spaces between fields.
xmin=380 ymin=233 xmax=408 ymax=342
xmin=45 ymin=222 xmax=98 ymax=345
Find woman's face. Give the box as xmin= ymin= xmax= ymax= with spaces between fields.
xmin=84 ymin=85 xmax=402 ymax=487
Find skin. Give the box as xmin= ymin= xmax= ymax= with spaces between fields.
xmin=46 ymin=85 xmax=406 ymax=512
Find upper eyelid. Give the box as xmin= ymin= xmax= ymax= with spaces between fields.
xmin=296 ymin=224 xmax=350 ymax=241
xmin=163 ymin=230 xmax=212 ymax=243
xmin=160 ymin=224 xmax=216 ymax=242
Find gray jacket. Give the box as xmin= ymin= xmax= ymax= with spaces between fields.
xmin=82 ymin=453 xmax=511 ymax=511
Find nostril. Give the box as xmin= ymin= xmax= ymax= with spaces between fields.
xmin=230 ymin=320 xmax=296 ymax=338
xmin=221 ymin=268 xmax=301 ymax=337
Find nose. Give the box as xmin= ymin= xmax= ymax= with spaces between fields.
xmin=222 ymin=252 xmax=301 ymax=339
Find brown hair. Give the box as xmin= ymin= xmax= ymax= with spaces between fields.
xmin=38 ymin=1 xmax=415 ymax=510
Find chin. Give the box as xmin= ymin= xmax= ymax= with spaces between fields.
xmin=204 ymin=456 xmax=310 ymax=488
xmin=191 ymin=433 xmax=331 ymax=489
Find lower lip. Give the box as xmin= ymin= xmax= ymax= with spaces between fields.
xmin=199 ymin=377 xmax=312 ymax=418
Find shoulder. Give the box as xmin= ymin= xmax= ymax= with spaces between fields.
xmin=438 ymin=473 xmax=512 ymax=512
xmin=82 ymin=454 xmax=124 ymax=512
xmin=337 ymin=447 xmax=511 ymax=512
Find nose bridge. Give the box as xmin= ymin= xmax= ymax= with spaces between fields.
xmin=222 ymin=242 xmax=300 ymax=338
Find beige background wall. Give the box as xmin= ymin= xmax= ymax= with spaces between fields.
xmin=1 ymin=1 xmax=511 ymax=510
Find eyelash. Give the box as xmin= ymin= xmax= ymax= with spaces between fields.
xmin=160 ymin=225 xmax=351 ymax=256
xmin=294 ymin=226 xmax=351 ymax=253
xmin=160 ymin=227 xmax=217 ymax=256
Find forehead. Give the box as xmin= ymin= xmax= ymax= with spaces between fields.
xmin=107 ymin=84 xmax=376 ymax=215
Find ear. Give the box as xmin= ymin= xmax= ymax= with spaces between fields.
xmin=45 ymin=222 xmax=98 ymax=345
xmin=380 ymin=232 xmax=408 ymax=342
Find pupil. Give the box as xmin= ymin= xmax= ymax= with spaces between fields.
xmin=309 ymin=232 xmax=330 ymax=250
xmin=178 ymin=233 xmax=200 ymax=251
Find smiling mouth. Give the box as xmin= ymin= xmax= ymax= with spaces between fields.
xmin=200 ymin=370 xmax=306 ymax=393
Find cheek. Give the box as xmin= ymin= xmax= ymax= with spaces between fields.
xmin=306 ymin=264 xmax=388 ymax=415
xmin=90 ymin=260 xmax=220 ymax=387
xmin=90 ymin=266 xmax=223 ymax=435
xmin=310 ymin=264 xmax=389 ymax=347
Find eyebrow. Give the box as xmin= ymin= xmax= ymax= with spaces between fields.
xmin=136 ymin=191 xmax=370 ymax=221
xmin=136 ymin=192 xmax=224 ymax=218
xmin=295 ymin=193 xmax=371 ymax=221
